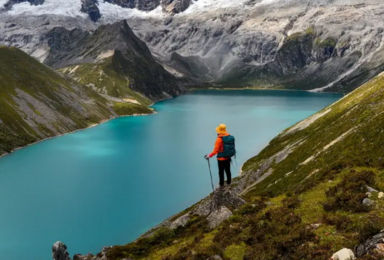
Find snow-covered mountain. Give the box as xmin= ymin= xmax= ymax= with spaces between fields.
xmin=1 ymin=0 xmax=384 ymax=92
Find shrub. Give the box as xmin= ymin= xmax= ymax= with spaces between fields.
xmin=323 ymin=170 xmax=376 ymax=213
xmin=322 ymin=213 xmax=352 ymax=231
xmin=237 ymin=200 xmax=266 ymax=216
xmin=353 ymin=213 xmax=384 ymax=242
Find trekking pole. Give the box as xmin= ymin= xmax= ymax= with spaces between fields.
xmin=205 ymin=157 xmax=215 ymax=214
xmin=207 ymin=158 xmax=215 ymax=193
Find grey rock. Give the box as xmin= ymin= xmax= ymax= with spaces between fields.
xmin=81 ymin=0 xmax=101 ymax=22
xmin=105 ymin=0 xmax=160 ymax=11
xmin=193 ymin=188 xmax=246 ymax=216
xmin=356 ymin=232 xmax=384 ymax=257
xmin=170 ymin=213 xmax=190 ymax=229
xmin=161 ymin=0 xmax=191 ymax=14
xmin=367 ymin=186 xmax=378 ymax=193
xmin=207 ymin=256 xmax=223 ymax=260
xmin=207 ymin=206 xmax=233 ymax=229
xmin=362 ymin=198 xmax=375 ymax=206
xmin=52 ymin=241 xmax=71 ymax=260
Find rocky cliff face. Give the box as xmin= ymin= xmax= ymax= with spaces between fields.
xmin=123 ymin=0 xmax=384 ymax=92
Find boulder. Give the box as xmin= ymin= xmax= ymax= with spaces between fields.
xmin=378 ymin=192 xmax=384 ymax=199
xmin=207 ymin=206 xmax=232 ymax=229
xmin=52 ymin=241 xmax=71 ymax=260
xmin=367 ymin=186 xmax=378 ymax=192
xmin=331 ymin=248 xmax=356 ymax=260
xmin=170 ymin=213 xmax=190 ymax=229
xmin=206 ymin=256 xmax=223 ymax=260
xmin=362 ymin=198 xmax=375 ymax=206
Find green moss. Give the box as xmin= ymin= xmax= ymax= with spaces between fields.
xmin=224 ymin=243 xmax=247 ymax=260
xmin=112 ymin=102 xmax=153 ymax=116
xmin=315 ymin=37 xmax=337 ymax=48
xmin=59 ymin=60 xmax=152 ymax=106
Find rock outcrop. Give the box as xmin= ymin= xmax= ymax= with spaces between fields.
xmin=193 ymin=188 xmax=246 ymax=216
xmin=81 ymin=0 xmax=101 ymax=22
xmin=52 ymin=242 xmax=71 ymax=260
xmin=356 ymin=232 xmax=384 ymax=257
xmin=161 ymin=0 xmax=190 ymax=14
xmin=105 ymin=0 xmax=160 ymax=11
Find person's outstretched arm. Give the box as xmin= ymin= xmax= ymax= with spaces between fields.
xmin=208 ymin=137 xmax=222 ymax=158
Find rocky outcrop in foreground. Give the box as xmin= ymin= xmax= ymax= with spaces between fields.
xmin=52 ymin=242 xmax=71 ymax=260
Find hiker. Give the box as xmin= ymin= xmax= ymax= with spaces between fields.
xmin=204 ymin=124 xmax=235 ymax=188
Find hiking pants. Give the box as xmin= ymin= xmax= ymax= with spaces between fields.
xmin=218 ymin=159 xmax=231 ymax=186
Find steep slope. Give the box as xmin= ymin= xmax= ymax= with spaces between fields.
xmin=42 ymin=20 xmax=186 ymax=101
xmin=65 ymin=71 xmax=384 ymax=259
xmin=0 ymin=47 xmax=151 ymax=156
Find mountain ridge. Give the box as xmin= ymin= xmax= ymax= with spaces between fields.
xmin=2 ymin=0 xmax=384 ymax=93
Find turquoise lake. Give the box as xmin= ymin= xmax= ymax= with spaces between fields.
xmin=0 ymin=90 xmax=342 ymax=260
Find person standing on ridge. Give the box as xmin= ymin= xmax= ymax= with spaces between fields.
xmin=205 ymin=124 xmax=236 ymax=188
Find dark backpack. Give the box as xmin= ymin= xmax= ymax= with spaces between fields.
xmin=217 ymin=135 xmax=236 ymax=158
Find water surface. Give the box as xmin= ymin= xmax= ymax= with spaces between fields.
xmin=0 ymin=90 xmax=341 ymax=260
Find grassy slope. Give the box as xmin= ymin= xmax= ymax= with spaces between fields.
xmin=101 ymin=72 xmax=384 ymax=259
xmin=0 ymin=47 xmax=151 ymax=155
xmin=59 ymin=59 xmax=152 ymax=106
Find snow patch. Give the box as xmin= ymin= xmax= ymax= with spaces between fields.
xmin=97 ymin=49 xmax=114 ymax=60
xmin=98 ymin=1 xmax=164 ymax=22
xmin=7 ymin=0 xmax=86 ymax=17
xmin=0 ymin=0 xmax=7 ymax=8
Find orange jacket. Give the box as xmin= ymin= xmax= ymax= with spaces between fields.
xmin=209 ymin=133 xmax=230 ymax=161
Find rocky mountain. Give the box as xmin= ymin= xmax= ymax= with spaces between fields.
xmin=0 ymin=46 xmax=152 ymax=156
xmin=1 ymin=0 xmax=384 ymax=92
xmin=43 ymin=20 xmax=185 ymax=101
xmin=54 ymin=64 xmax=384 ymax=260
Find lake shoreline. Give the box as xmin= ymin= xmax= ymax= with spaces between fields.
xmin=0 ymin=111 xmax=157 ymax=160
xmin=0 ymin=88 xmax=342 ymax=160
xmin=189 ymin=87 xmax=343 ymax=95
